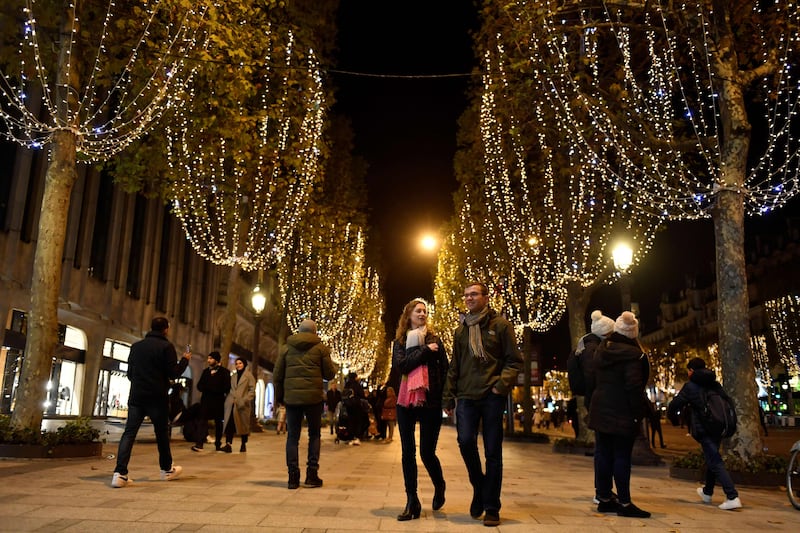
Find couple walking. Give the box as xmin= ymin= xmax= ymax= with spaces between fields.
xmin=391 ymin=282 xmax=522 ymax=527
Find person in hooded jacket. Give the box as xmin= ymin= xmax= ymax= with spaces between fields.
xmin=273 ymin=319 xmax=336 ymax=489
xmin=587 ymin=311 xmax=651 ymax=519
xmin=668 ymin=358 xmax=742 ymax=510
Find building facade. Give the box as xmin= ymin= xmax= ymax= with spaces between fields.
xmin=0 ymin=139 xmax=278 ymax=423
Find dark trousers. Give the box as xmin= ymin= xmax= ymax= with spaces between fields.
xmin=396 ymin=404 xmax=444 ymax=495
xmin=594 ymin=431 xmax=635 ymax=504
xmin=455 ymin=393 xmax=505 ymax=513
xmin=223 ymin=407 xmax=248 ymax=445
xmin=699 ymin=435 xmax=738 ymax=500
xmin=286 ymin=402 xmax=323 ymax=473
xmin=115 ymin=402 xmax=173 ymax=475
xmin=197 ymin=416 xmax=224 ymax=448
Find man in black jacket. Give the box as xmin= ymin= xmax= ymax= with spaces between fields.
xmin=192 ymin=351 xmax=230 ymax=452
xmin=111 ymin=317 xmax=190 ymax=488
xmin=668 ymin=358 xmax=742 ymax=510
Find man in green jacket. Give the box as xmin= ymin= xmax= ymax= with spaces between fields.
xmin=274 ymin=319 xmax=336 ymax=489
xmin=443 ymin=282 xmax=522 ymax=527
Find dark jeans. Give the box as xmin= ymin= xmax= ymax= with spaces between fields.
xmin=699 ymin=435 xmax=738 ymax=500
xmin=114 ymin=402 xmax=173 ymax=475
xmin=396 ymin=405 xmax=444 ymax=495
xmin=286 ymin=402 xmax=323 ymax=473
xmin=594 ymin=431 xmax=635 ymax=504
xmin=455 ymin=393 xmax=505 ymax=513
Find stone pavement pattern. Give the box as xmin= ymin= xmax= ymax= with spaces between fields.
xmin=0 ymin=425 xmax=798 ymax=531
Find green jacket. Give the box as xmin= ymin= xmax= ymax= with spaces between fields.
xmin=443 ymin=308 xmax=522 ymax=409
xmin=274 ymin=332 xmax=336 ymax=405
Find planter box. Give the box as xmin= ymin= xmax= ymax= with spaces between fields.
xmin=669 ymin=465 xmax=784 ymax=487
xmin=0 ymin=442 xmax=103 ymax=459
xmin=552 ymin=440 xmax=595 ymax=456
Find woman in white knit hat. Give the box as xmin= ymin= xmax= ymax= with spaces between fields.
xmin=587 ymin=311 xmax=651 ymax=519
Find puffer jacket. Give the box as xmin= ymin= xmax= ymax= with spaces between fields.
xmin=274 ymin=332 xmax=336 ymax=405
xmin=667 ymin=367 xmax=725 ymax=441
xmin=391 ymin=331 xmax=449 ymax=410
xmin=587 ymin=333 xmax=649 ymax=437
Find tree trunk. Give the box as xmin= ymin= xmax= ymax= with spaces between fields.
xmin=566 ymin=280 xmax=594 ymax=442
xmin=11 ymin=130 xmax=78 ymax=430
xmin=711 ymin=38 xmax=764 ymax=460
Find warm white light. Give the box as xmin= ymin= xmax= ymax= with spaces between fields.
xmin=251 ymin=285 xmax=266 ymax=315
xmin=612 ymin=243 xmax=634 ymax=273
xmin=420 ymin=234 xmax=438 ymax=252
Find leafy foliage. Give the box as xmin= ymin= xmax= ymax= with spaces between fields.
xmin=0 ymin=416 xmax=100 ymax=445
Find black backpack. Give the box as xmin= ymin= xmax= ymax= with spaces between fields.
xmin=698 ymin=387 xmax=737 ymax=439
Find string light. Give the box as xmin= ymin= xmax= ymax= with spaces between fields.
xmin=167 ymin=27 xmax=325 ymax=270
xmin=764 ymin=295 xmax=800 ymax=378
xmin=0 ymin=1 xmax=207 ymax=160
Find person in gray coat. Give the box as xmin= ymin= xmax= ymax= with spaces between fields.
xmin=221 ymin=357 xmax=256 ymax=453
xmin=273 ymin=319 xmax=336 ymax=489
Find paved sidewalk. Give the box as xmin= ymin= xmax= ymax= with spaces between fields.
xmin=0 ymin=425 xmax=797 ymax=531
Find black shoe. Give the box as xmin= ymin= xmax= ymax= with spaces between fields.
xmin=597 ymin=499 xmax=621 ymax=513
xmin=617 ymin=502 xmax=651 ymax=518
xmin=288 ymin=470 xmax=300 ymax=490
xmin=470 ymin=490 xmax=483 ymax=519
xmin=397 ymin=495 xmax=421 ymax=521
xmin=304 ymin=469 xmax=323 ymax=488
xmin=432 ymin=481 xmax=446 ymax=510
xmin=221 ymin=444 xmax=232 ymax=453
xmin=191 ymin=445 xmax=203 ymax=452
xmin=240 ymin=443 xmax=246 ymax=453
xmin=483 ymin=511 xmax=500 ymax=527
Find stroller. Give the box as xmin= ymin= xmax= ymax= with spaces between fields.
xmin=334 ymin=389 xmax=362 ymax=444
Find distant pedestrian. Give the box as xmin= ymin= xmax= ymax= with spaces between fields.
xmin=381 ymin=386 xmax=397 ymax=443
xmin=111 ymin=317 xmax=189 ymax=488
xmin=587 ymin=311 xmax=651 ymax=518
xmin=192 ymin=351 xmax=230 ymax=452
xmin=275 ymin=403 xmax=287 ymax=434
xmin=443 ymin=282 xmax=523 ymax=527
xmin=647 ymin=401 xmax=666 ymax=448
xmin=392 ymin=298 xmax=450 ymax=521
xmin=221 ymin=357 xmax=256 ymax=453
xmin=326 ymin=382 xmax=342 ymax=435
xmin=567 ymin=397 xmax=579 ymax=438
xmin=668 ymin=358 xmax=742 ymax=510
xmin=273 ymin=319 xmax=336 ymax=489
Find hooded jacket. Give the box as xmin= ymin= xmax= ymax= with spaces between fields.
xmin=274 ymin=331 xmax=336 ymax=405
xmin=667 ymin=367 xmax=725 ymax=441
xmin=587 ymin=332 xmax=649 ymax=437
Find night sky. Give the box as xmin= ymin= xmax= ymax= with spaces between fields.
xmin=331 ymin=2 xmax=800 ymax=368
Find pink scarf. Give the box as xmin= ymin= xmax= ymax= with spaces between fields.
xmin=397 ymin=327 xmax=429 ymax=407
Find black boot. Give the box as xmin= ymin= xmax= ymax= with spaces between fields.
xmin=288 ymin=470 xmax=300 ymax=490
xmin=304 ymin=468 xmax=323 ymax=488
xmin=397 ymin=494 xmax=421 ymax=521
xmin=432 ymin=481 xmax=446 ymax=510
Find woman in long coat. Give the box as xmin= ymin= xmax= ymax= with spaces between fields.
xmin=222 ymin=358 xmax=256 ymax=453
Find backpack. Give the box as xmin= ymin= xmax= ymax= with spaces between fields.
xmin=698 ymin=387 xmax=737 ymax=439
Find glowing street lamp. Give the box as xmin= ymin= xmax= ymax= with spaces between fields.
xmin=612 ymin=242 xmax=633 ymax=312
xmin=250 ymin=282 xmax=266 ymax=431
xmin=420 ymin=233 xmax=438 ymax=252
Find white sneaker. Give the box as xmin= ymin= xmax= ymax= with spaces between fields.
xmin=111 ymin=472 xmax=129 ymax=488
xmin=718 ymin=497 xmax=742 ymax=510
xmin=160 ymin=465 xmax=183 ymax=481
xmin=697 ymin=487 xmax=712 ymax=503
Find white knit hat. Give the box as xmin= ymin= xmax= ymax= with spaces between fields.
xmin=590 ymin=310 xmax=614 ymax=337
xmin=614 ymin=311 xmax=639 ymax=339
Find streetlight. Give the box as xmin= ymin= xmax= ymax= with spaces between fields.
xmin=250 ymin=282 xmax=266 ymax=432
xmin=612 ymin=242 xmax=633 ymax=311
xmin=420 ymin=233 xmax=438 ymax=252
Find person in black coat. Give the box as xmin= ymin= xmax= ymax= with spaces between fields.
xmin=667 ymin=358 xmax=741 ymax=510
xmin=587 ymin=311 xmax=650 ymax=519
xmin=192 ymin=351 xmax=230 ymax=452
xmin=326 ymin=382 xmax=342 ymax=435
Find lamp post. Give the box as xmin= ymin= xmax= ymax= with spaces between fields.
xmin=250 ymin=282 xmax=266 ymax=432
